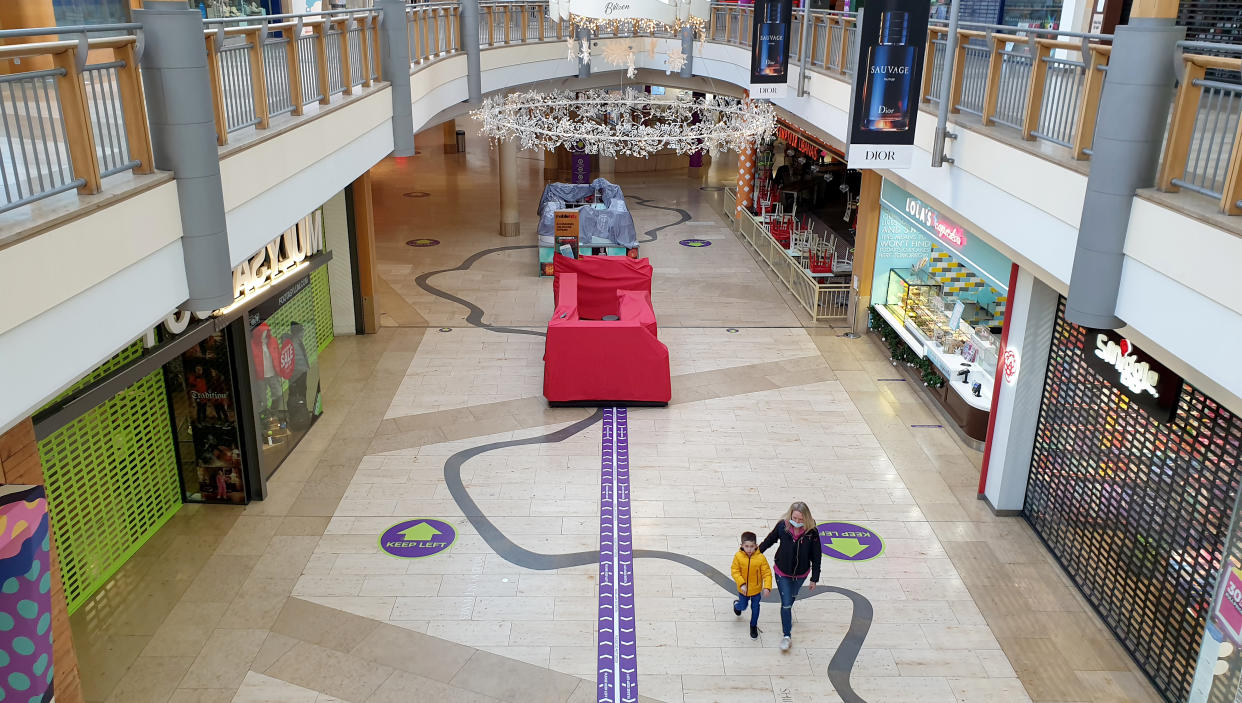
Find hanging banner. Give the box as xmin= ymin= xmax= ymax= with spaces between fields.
xmin=549 ymin=0 xmax=711 ymax=23
xmin=749 ymin=0 xmax=793 ymax=99
xmin=846 ymin=0 xmax=930 ymax=169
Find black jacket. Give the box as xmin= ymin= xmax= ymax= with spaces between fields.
xmin=759 ymin=521 xmax=822 ymax=583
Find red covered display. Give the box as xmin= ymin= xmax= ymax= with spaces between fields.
xmin=543 ymin=261 xmax=671 ymax=407
xmin=552 ymin=254 xmax=653 ymax=320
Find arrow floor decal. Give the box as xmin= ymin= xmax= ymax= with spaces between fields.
xmin=598 ymin=408 xmax=637 ymax=703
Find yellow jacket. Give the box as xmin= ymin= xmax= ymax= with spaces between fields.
xmin=731 ymin=549 xmax=773 ymax=595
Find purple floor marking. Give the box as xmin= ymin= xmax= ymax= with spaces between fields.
xmin=598 ymin=408 xmax=637 ymax=703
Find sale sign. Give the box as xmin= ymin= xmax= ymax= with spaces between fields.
xmin=1214 ymin=567 xmax=1242 ymax=644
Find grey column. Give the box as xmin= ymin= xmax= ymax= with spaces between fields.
xmin=980 ymin=268 xmax=1059 ymax=513
xmin=460 ymin=0 xmax=482 ymax=103
xmin=135 ymin=1 xmax=232 ymax=311
xmin=679 ymin=26 xmax=693 ymax=78
xmin=1064 ymin=18 xmax=1183 ymax=329
xmin=379 ymin=0 xmax=415 ymax=156
xmin=577 ymin=28 xmax=591 ymax=79
xmin=500 ymin=138 xmax=519 ymax=237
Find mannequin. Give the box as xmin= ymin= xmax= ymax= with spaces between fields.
xmin=250 ymin=322 xmax=286 ymax=426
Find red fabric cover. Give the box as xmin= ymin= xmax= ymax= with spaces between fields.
xmin=552 ymin=254 xmax=653 ymax=320
xmin=543 ymin=272 xmax=671 ymax=404
xmin=618 ymin=289 xmax=657 ymax=337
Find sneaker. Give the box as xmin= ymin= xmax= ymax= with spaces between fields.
xmin=750 ymin=625 xmax=759 ymax=639
xmin=733 ymin=606 xmax=742 ymax=617
xmin=779 ymin=636 xmax=791 ymax=651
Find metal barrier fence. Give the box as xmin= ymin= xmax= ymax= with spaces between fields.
xmin=718 ymin=191 xmax=850 ymax=322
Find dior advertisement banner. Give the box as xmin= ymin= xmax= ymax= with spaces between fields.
xmin=749 ymin=0 xmax=793 ymax=98
xmin=846 ymin=0 xmax=929 ymax=169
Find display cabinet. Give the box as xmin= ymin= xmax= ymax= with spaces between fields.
xmin=885 ymin=268 xmax=943 ymax=328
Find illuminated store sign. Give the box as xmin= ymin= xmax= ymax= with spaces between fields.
xmin=1083 ymin=328 xmax=1181 ymax=422
xmin=905 ymin=196 xmax=966 ymax=250
xmin=233 ymin=218 xmax=324 ymax=300
xmin=141 ymin=212 xmax=324 ymax=348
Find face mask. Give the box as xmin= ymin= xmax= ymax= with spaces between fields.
xmin=789 ymin=520 xmax=804 ymax=528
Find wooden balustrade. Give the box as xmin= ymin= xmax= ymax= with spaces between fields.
xmin=837 ymin=16 xmax=854 ymax=69
xmin=921 ymin=26 xmax=946 ymax=103
xmin=1159 ymin=53 xmax=1242 ymax=214
xmin=0 ymin=35 xmax=152 ymax=199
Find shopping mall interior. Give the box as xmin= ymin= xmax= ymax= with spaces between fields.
xmin=2 ymin=0 xmax=1242 ymax=702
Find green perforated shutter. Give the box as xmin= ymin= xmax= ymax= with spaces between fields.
xmin=311 ymin=266 xmax=333 ymax=353
xmin=38 ymin=366 xmax=181 ymax=614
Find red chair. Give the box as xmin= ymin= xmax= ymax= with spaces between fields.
xmin=544 ymin=257 xmax=671 ymax=406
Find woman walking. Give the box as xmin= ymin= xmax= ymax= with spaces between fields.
xmin=759 ymin=501 xmax=822 ymax=651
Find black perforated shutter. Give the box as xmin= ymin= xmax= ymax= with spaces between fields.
xmin=1178 ymin=0 xmax=1242 ymax=45
xmin=1024 ymin=297 xmax=1242 ymax=703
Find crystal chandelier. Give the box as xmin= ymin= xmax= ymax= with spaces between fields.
xmin=471 ymin=88 xmax=776 ymax=158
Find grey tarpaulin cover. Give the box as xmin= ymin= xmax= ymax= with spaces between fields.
xmin=536 ymin=179 xmax=637 ymax=248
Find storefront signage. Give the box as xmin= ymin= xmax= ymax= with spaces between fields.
xmin=749 ymin=0 xmax=793 ymax=99
xmin=905 ymin=197 xmax=966 ymax=249
xmin=1083 ymin=329 xmax=1181 ymax=422
xmin=879 ymin=181 xmax=1011 ymax=293
xmin=379 ymin=519 xmax=457 ymax=559
xmin=232 ymin=215 xmax=325 ymax=301
xmin=816 ymin=521 xmax=884 ymax=561
xmin=1002 ymin=347 xmax=1020 ymax=385
xmin=846 ymin=0 xmax=928 ymax=169
xmin=548 ymin=0 xmax=710 ymax=23
xmin=1215 ymin=567 xmax=1242 ymax=645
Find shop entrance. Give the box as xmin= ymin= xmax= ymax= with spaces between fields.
xmin=1025 ymin=297 xmax=1242 ymax=702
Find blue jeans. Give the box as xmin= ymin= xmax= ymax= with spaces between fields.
xmin=776 ymin=574 xmax=807 ymax=637
xmin=734 ymin=591 xmax=762 ymax=627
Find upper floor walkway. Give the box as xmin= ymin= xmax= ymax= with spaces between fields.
xmin=1 ymin=1 xmax=1241 ymax=433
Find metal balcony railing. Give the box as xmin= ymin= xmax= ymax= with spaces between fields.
xmin=1158 ymin=43 xmax=1242 ymax=215
xmin=203 ymin=9 xmax=381 ymax=144
xmin=1 ymin=2 xmax=1240 ymax=219
xmin=0 ymin=25 xmax=151 ymax=214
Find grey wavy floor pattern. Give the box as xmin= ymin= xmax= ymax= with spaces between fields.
xmin=630 ymin=197 xmax=692 ymax=244
xmin=441 ymin=409 xmax=875 ymax=703
xmin=413 ymin=245 xmax=547 ymax=337
xmin=409 ymin=196 xmax=875 ymax=701
xmin=410 ymin=197 xmax=687 ymax=335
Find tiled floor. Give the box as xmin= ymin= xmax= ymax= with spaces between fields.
xmin=69 ymin=129 xmax=1161 ymax=703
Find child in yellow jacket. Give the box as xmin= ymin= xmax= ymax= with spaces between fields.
xmin=731 ymin=531 xmax=773 ymax=639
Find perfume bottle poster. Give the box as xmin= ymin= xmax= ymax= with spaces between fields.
xmin=846 ymin=0 xmax=930 ymax=169
xmin=749 ymin=0 xmax=793 ymax=98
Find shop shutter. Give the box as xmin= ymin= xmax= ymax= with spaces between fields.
xmin=311 ymin=266 xmax=334 ymax=354
xmin=1179 ymin=0 xmax=1242 ymax=46
xmin=37 ymin=365 xmax=181 ymax=614
xmin=1024 ymin=297 xmax=1242 ymax=703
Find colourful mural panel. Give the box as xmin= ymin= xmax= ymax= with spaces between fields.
xmin=0 ymin=485 xmax=54 ymax=703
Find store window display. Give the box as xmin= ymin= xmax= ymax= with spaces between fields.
xmin=247 ymin=274 xmax=324 ymax=479
xmin=868 ymin=182 xmax=1012 ymax=441
xmin=164 ymin=332 xmax=248 ymax=503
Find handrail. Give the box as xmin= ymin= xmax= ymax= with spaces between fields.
xmin=0 ymin=23 xmax=141 ymax=39
xmin=203 ymin=8 xmax=378 ymax=25
xmin=1 ymin=0 xmax=1240 ymax=222
xmin=0 ymin=34 xmax=151 ymax=213
xmin=1157 ymin=50 xmax=1242 ymax=214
